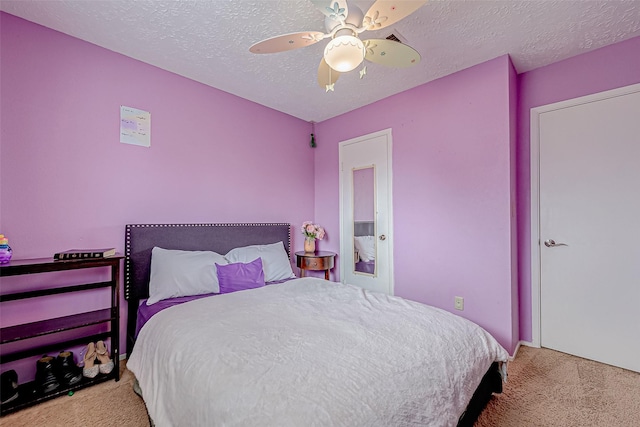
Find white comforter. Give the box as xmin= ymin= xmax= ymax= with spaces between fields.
xmin=127 ymin=278 xmax=508 ymax=427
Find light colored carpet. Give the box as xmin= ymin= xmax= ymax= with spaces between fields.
xmin=476 ymin=346 xmax=640 ymax=427
xmin=2 ymin=346 xmax=638 ymax=426
xmin=0 ymin=363 xmax=149 ymax=427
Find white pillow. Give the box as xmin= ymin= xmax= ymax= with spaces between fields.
xmin=147 ymin=247 xmax=228 ymax=305
xmin=354 ymin=236 xmax=376 ymax=262
xmin=225 ymin=241 xmax=295 ymax=282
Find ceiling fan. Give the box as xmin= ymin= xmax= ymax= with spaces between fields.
xmin=249 ymin=0 xmax=427 ymax=91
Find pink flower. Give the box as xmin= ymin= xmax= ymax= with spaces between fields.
xmin=301 ymin=221 xmax=326 ymax=240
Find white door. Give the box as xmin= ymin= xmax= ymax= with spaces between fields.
xmin=537 ymin=85 xmax=640 ymax=372
xmin=339 ymin=129 xmax=393 ymax=294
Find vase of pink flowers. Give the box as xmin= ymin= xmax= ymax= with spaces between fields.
xmin=301 ymin=221 xmax=325 ymax=253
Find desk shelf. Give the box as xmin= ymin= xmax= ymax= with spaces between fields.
xmin=0 ymin=256 xmax=122 ymax=416
xmin=1 ymin=308 xmax=115 ymax=344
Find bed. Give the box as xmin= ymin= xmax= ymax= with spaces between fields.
xmin=124 ymin=223 xmax=508 ymax=427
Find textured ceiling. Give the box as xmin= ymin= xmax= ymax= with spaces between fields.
xmin=1 ymin=0 xmax=639 ymax=122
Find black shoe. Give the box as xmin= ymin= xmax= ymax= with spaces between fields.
xmin=55 ymin=351 xmax=82 ymax=386
xmin=0 ymin=369 xmax=19 ymax=404
xmin=35 ymin=355 xmax=60 ymax=394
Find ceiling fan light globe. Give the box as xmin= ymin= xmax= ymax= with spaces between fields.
xmin=324 ymin=35 xmax=365 ymax=72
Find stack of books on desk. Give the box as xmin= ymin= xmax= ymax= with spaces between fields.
xmin=53 ymin=248 xmax=116 ymax=260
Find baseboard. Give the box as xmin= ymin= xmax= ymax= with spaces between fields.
xmin=509 ymin=340 xmax=538 ymax=361
xmin=119 ymin=353 xmax=127 ymax=361
xmin=519 ymin=340 xmax=537 ymax=348
xmin=508 ymin=342 xmax=521 ymax=361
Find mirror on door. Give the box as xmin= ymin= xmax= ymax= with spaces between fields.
xmin=352 ymin=166 xmax=376 ymax=275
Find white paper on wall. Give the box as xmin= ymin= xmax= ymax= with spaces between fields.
xmin=120 ymin=106 xmax=151 ymax=147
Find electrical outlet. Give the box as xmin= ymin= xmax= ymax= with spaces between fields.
xmin=454 ymin=296 xmax=464 ymax=311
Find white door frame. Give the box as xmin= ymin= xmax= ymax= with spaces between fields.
xmin=529 ymin=82 xmax=640 ymax=347
xmin=339 ymin=128 xmax=394 ymax=294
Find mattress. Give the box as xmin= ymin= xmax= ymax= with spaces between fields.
xmin=127 ymin=277 xmax=508 ymax=426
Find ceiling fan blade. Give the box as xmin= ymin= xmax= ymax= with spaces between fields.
xmin=363 ymin=0 xmax=428 ymax=31
xmin=310 ymin=0 xmax=349 ymax=22
xmin=364 ymin=39 xmax=421 ymax=68
xmin=318 ymin=57 xmax=341 ymax=89
xmin=249 ymin=31 xmax=325 ymax=54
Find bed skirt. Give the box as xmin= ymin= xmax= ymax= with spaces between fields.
xmin=457 ymin=361 xmax=503 ymax=426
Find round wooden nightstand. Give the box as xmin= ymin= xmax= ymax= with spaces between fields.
xmin=295 ymin=251 xmax=336 ymax=280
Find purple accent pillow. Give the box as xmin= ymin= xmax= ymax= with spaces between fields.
xmin=216 ymin=258 xmax=266 ymax=294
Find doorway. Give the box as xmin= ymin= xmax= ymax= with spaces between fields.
xmin=339 ymin=129 xmax=394 ymax=294
xmin=530 ymin=83 xmax=640 ymax=372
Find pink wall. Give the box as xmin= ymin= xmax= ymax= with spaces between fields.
xmin=3 ymin=9 xmax=638 ymax=380
xmin=314 ymin=56 xmax=518 ymax=351
xmin=516 ymin=35 xmax=640 ymax=342
xmin=0 ymin=13 xmax=314 ymax=378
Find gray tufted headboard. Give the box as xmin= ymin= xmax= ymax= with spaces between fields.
xmin=354 ymin=221 xmax=375 ymax=237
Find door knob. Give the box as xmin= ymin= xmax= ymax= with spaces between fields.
xmin=544 ymin=239 xmax=568 ymax=247
xmin=379 ymin=235 xmax=386 ymax=241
